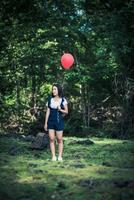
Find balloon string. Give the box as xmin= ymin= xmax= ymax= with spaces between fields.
xmin=74 ymin=52 xmax=81 ymax=75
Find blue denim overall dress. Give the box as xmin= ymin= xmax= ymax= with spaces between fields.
xmin=47 ymin=97 xmax=65 ymax=131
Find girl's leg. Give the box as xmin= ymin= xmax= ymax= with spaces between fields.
xmin=56 ymin=131 xmax=63 ymax=159
xmin=49 ymin=129 xmax=56 ymax=159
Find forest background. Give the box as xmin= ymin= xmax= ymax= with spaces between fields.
xmin=0 ymin=0 xmax=134 ymax=139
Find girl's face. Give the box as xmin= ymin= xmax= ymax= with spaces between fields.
xmin=52 ymin=86 xmax=58 ymax=96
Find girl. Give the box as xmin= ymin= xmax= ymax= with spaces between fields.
xmin=44 ymin=83 xmax=68 ymax=161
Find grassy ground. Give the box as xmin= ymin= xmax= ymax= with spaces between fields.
xmin=0 ymin=135 xmax=134 ymax=200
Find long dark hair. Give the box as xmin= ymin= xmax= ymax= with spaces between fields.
xmin=52 ymin=83 xmax=63 ymax=97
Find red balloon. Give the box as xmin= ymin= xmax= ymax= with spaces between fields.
xmin=61 ymin=53 xmax=74 ymax=69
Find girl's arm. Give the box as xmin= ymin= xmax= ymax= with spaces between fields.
xmin=44 ymin=107 xmax=50 ymax=131
xmin=58 ymin=104 xmax=68 ymax=115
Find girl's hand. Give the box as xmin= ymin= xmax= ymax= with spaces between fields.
xmin=57 ymin=105 xmax=61 ymax=111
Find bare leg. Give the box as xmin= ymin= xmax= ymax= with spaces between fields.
xmin=49 ymin=129 xmax=56 ymax=158
xmin=56 ymin=131 xmax=63 ymax=158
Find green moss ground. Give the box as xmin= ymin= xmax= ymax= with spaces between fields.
xmin=0 ymin=136 xmax=134 ymax=200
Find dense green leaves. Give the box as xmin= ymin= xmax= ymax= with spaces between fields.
xmin=0 ymin=0 xmax=134 ymax=138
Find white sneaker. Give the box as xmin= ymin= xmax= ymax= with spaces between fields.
xmin=52 ymin=156 xmax=57 ymax=161
xmin=58 ymin=157 xmax=63 ymax=161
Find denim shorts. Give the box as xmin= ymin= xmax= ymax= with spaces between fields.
xmin=48 ymin=120 xmax=64 ymax=131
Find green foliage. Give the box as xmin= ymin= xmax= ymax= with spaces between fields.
xmin=0 ymin=0 xmax=134 ymax=137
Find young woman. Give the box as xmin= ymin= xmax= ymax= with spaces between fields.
xmin=44 ymin=83 xmax=68 ymax=161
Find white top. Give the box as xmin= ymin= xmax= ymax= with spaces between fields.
xmin=46 ymin=97 xmax=67 ymax=109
